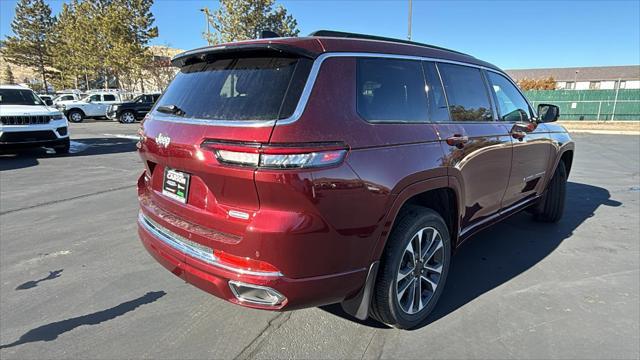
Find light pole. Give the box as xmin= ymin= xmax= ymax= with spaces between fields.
xmin=407 ymin=0 xmax=413 ymax=40
xmin=200 ymin=8 xmax=211 ymax=45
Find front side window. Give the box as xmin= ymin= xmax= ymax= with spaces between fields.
xmin=0 ymin=89 xmax=44 ymax=106
xmin=356 ymin=58 xmax=428 ymax=122
xmin=438 ymin=63 xmax=493 ymax=122
xmin=87 ymin=94 xmax=101 ymax=102
xmin=487 ymin=72 xmax=531 ymax=122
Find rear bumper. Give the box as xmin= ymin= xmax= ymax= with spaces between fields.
xmin=106 ymin=110 xmax=118 ymax=120
xmin=138 ymin=211 xmax=367 ymax=310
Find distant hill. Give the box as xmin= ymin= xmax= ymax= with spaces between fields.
xmin=0 ymin=45 xmax=184 ymax=91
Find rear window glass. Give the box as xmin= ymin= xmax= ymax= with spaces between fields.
xmin=155 ymin=56 xmax=308 ymax=121
xmin=357 ymin=58 xmax=428 ymax=122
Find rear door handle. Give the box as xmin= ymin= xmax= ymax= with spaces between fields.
xmin=446 ymin=134 xmax=469 ymax=148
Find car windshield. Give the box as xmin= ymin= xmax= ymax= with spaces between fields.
xmin=156 ymin=56 xmax=311 ymax=121
xmin=0 ymin=89 xmax=45 ymax=106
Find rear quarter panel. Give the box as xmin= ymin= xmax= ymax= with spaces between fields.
xmin=268 ymin=56 xmax=446 ymax=269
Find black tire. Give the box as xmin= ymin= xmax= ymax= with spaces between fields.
xmin=67 ymin=109 xmax=84 ymax=123
xmin=54 ymin=138 xmax=70 ymax=154
xmin=534 ymin=161 xmax=567 ymax=223
xmin=119 ymin=110 xmax=136 ymax=124
xmin=370 ymin=206 xmax=451 ymax=329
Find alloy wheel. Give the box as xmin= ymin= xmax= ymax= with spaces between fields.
xmin=396 ymin=227 xmax=444 ymax=314
xmin=121 ymin=112 xmax=135 ymax=123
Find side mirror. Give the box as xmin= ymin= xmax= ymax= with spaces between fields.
xmin=537 ymin=104 xmax=560 ymax=123
xmin=45 ymin=99 xmax=53 ymax=106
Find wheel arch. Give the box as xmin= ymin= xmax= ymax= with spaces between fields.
xmin=370 ymin=177 xmax=460 ymax=263
xmin=66 ymin=107 xmax=85 ymax=116
xmin=560 ymin=149 xmax=574 ymax=176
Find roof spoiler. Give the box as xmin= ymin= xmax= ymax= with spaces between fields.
xmin=171 ymin=43 xmax=319 ymax=67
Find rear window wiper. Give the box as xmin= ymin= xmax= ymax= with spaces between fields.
xmin=156 ymin=104 xmax=185 ymax=116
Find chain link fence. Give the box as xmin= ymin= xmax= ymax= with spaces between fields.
xmin=525 ymin=89 xmax=640 ymax=121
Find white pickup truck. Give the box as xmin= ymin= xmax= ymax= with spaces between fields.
xmin=57 ymin=92 xmax=123 ymax=122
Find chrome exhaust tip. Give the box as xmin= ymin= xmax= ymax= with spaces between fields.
xmin=228 ymin=281 xmax=286 ymax=306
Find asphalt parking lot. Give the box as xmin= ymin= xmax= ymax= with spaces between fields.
xmin=1 ymin=121 xmax=639 ymax=359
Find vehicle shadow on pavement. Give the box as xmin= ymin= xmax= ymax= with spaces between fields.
xmin=15 ymin=270 xmax=64 ymax=290
xmin=0 ymin=291 xmax=165 ymax=349
xmin=0 ymin=137 xmax=137 ymax=171
xmin=322 ymin=182 xmax=621 ymax=330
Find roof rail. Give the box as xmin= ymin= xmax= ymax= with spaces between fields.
xmin=308 ymin=30 xmax=472 ymax=57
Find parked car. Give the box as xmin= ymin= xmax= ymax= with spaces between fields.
xmin=58 ymin=91 xmax=123 ymax=122
xmin=136 ymin=31 xmax=574 ymax=329
xmin=0 ymin=85 xmax=70 ymax=154
xmin=107 ymin=93 xmax=161 ymax=123
xmin=53 ymin=92 xmax=82 ymax=105
xmin=37 ymin=94 xmax=54 ymax=106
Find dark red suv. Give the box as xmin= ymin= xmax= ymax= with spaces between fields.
xmin=137 ymin=31 xmax=574 ymax=329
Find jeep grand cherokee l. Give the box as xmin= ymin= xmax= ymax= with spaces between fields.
xmin=1 ymin=85 xmax=70 ymax=154
xmin=136 ymin=31 xmax=574 ymax=329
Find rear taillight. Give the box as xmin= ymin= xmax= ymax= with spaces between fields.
xmin=215 ymin=250 xmax=281 ymax=275
xmin=202 ymin=141 xmax=349 ymax=169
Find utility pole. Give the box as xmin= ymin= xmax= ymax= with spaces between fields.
xmin=407 ymin=0 xmax=413 ymax=40
xmin=200 ymin=8 xmax=212 ymax=45
xmin=611 ymin=77 xmax=621 ymax=121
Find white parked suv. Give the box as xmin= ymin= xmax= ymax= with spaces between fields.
xmin=53 ymin=92 xmax=82 ymax=105
xmin=0 ymin=85 xmax=70 ymax=154
xmin=58 ymin=91 xmax=123 ymax=123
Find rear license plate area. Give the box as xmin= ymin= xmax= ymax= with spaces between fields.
xmin=162 ymin=168 xmax=190 ymax=204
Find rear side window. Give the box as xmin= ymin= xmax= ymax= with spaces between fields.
xmin=357 ymin=58 xmax=428 ymax=122
xmin=103 ymin=94 xmax=116 ymax=101
xmin=438 ymin=63 xmax=493 ymax=122
xmin=156 ymin=56 xmax=310 ymax=121
xmin=487 ymin=71 xmax=531 ymax=122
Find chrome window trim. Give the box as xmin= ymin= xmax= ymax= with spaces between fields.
xmin=138 ymin=212 xmax=284 ymax=277
xmin=152 ymin=51 xmax=523 ymax=128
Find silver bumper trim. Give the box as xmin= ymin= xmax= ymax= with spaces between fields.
xmin=138 ymin=212 xmax=283 ymax=277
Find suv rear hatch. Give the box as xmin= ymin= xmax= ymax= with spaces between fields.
xmin=138 ymin=44 xmax=317 ymax=244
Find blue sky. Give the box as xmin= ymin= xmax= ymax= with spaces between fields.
xmin=1 ymin=0 xmax=639 ymax=69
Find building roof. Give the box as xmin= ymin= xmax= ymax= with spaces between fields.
xmin=505 ymin=65 xmax=640 ymax=82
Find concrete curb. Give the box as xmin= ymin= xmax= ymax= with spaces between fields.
xmin=568 ymin=129 xmax=640 ymax=135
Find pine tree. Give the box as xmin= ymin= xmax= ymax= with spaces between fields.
xmin=51 ymin=0 xmax=158 ymax=91
xmin=204 ymin=0 xmax=299 ymax=45
xmin=3 ymin=65 xmax=15 ymax=84
xmin=1 ymin=0 xmax=56 ymax=93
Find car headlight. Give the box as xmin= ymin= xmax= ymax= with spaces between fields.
xmin=51 ymin=113 xmax=65 ymax=120
xmin=111 ymin=105 xmax=119 ymax=111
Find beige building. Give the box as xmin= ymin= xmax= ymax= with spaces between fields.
xmin=506 ymin=65 xmax=640 ymax=90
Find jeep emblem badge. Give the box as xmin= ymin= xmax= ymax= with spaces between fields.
xmin=156 ymin=133 xmax=171 ymax=148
